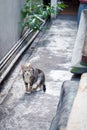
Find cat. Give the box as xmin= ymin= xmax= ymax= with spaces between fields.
xmin=21 ymin=63 xmax=46 ymax=93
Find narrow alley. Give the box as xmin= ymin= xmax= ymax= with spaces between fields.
xmin=0 ymin=15 xmax=77 ymax=130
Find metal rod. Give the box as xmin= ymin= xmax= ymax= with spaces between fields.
xmin=0 ymin=29 xmax=31 ymax=66
xmin=0 ymin=29 xmax=33 ymax=70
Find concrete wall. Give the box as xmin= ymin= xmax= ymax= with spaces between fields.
xmin=51 ymin=0 xmax=60 ymax=18
xmin=0 ymin=0 xmax=24 ymax=61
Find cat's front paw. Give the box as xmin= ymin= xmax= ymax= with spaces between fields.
xmin=25 ymin=91 xmax=31 ymax=94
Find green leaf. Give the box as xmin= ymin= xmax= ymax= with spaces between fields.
xmin=57 ymin=2 xmax=68 ymax=10
xmin=21 ymin=0 xmax=67 ymax=31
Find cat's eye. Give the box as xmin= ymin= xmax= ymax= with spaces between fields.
xmin=30 ymin=69 xmax=34 ymax=73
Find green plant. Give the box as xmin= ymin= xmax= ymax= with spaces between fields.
xmin=21 ymin=0 xmax=67 ymax=30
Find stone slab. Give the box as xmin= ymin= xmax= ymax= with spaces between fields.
xmin=49 ymin=80 xmax=79 ymax=130
xmin=67 ymin=73 xmax=87 ymax=130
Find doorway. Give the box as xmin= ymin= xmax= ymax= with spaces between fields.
xmin=61 ymin=0 xmax=79 ymax=15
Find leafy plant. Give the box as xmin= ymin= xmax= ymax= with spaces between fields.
xmin=21 ymin=0 xmax=67 ymax=30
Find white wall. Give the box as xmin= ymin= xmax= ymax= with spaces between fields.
xmin=0 ymin=0 xmax=24 ymax=60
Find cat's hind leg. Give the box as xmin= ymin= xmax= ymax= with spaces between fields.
xmin=32 ymin=84 xmax=42 ymax=92
xmin=32 ymin=77 xmax=41 ymax=90
xmin=36 ymin=85 xmax=42 ymax=91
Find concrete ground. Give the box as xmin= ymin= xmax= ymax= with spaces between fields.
xmin=0 ymin=15 xmax=77 ymax=130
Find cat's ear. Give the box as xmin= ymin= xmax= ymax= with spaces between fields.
xmin=21 ymin=64 xmax=25 ymax=71
xmin=29 ymin=63 xmax=32 ymax=68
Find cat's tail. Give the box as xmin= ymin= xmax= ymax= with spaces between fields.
xmin=43 ymin=84 xmax=46 ymax=92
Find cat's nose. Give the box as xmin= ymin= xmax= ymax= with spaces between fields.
xmin=27 ymin=73 xmax=29 ymax=75
xmin=26 ymin=72 xmax=29 ymax=75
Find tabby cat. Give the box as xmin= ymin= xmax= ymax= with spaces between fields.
xmin=21 ymin=63 xmax=46 ymax=93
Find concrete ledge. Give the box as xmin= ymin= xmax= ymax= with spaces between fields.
xmin=49 ymin=81 xmax=79 ymax=130
xmin=66 ymin=73 xmax=87 ymax=130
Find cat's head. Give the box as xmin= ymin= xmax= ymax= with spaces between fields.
xmin=21 ymin=63 xmax=34 ymax=77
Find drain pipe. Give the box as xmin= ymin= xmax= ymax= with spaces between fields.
xmin=0 ymin=21 xmax=46 ymax=85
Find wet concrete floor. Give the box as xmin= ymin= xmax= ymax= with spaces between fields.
xmin=0 ymin=15 xmax=78 ymax=130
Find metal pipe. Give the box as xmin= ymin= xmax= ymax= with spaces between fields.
xmin=0 ymin=29 xmax=32 ymax=69
xmin=0 ymin=29 xmax=30 ymax=65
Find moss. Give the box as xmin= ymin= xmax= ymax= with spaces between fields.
xmin=71 ymin=67 xmax=87 ymax=74
xmin=80 ymin=61 xmax=87 ymax=66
